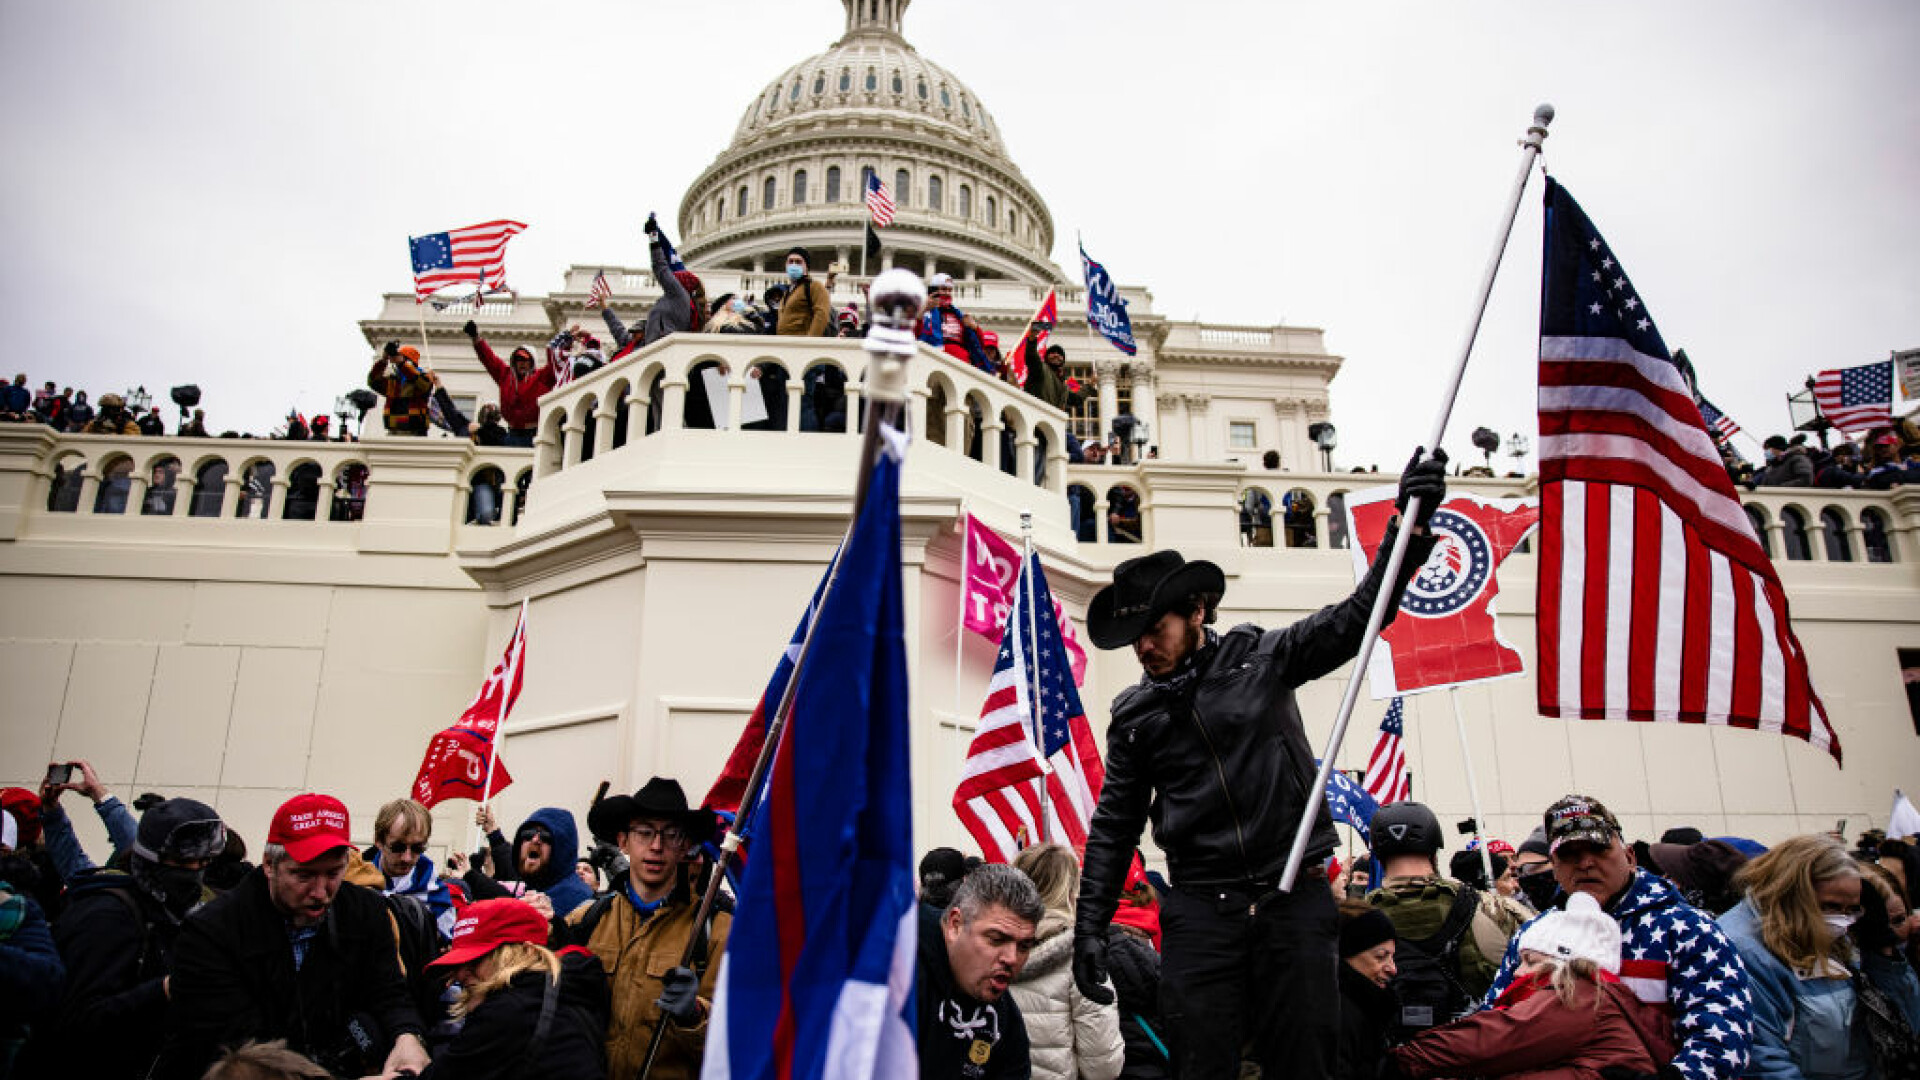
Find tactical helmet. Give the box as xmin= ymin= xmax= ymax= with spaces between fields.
xmin=1370 ymin=800 xmax=1444 ymax=861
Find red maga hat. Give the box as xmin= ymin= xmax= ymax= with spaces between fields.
xmin=267 ymin=793 xmax=351 ymax=863
xmin=430 ymin=898 xmax=552 ymax=970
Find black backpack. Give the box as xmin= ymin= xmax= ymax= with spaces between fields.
xmin=1383 ymin=886 xmax=1479 ymax=1040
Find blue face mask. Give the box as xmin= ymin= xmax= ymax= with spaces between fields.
xmin=731 ymin=299 xmax=748 ymax=314
xmin=786 ymin=264 xmax=804 ymax=282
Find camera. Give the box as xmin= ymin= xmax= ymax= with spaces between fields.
xmin=45 ymin=762 xmax=75 ymax=787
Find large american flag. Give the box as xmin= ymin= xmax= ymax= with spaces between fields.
xmin=865 ymin=172 xmax=896 ymax=228
xmin=954 ymin=553 xmax=1104 ymax=862
xmin=1362 ymin=697 xmax=1411 ymax=804
xmin=1536 ymin=178 xmax=1837 ymax=762
xmin=408 ymin=219 xmax=526 ymax=302
xmin=1812 ymin=360 xmax=1894 ymax=434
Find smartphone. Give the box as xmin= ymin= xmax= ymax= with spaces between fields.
xmin=45 ymin=762 xmax=75 ymax=786
xmin=1837 ymin=819 xmax=1847 ymax=836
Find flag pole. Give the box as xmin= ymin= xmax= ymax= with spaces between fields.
xmin=1020 ymin=509 xmax=1049 ymax=845
xmin=470 ymin=598 xmax=525 ymax=858
xmin=955 ymin=499 xmax=971 ymax=773
xmin=635 ymin=270 xmax=926 ymax=1080
xmin=1278 ymin=104 xmax=1553 ymax=892
xmin=1447 ymin=687 xmax=1496 ymax=888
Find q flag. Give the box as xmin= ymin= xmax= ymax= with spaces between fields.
xmin=1345 ymin=488 xmax=1539 ymax=698
xmin=409 ymin=220 xmax=526 ymax=302
xmin=1080 ymin=243 xmax=1137 ymax=356
xmin=703 ymin=425 xmax=916 ymax=1080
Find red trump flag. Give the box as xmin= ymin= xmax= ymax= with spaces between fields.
xmin=412 ymin=602 xmax=526 ymax=807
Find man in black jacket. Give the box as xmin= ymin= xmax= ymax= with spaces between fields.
xmin=155 ymin=793 xmax=428 ymax=1080
xmin=35 ymin=798 xmax=225 ymax=1080
xmin=1071 ymin=449 xmax=1446 ymax=1077
xmin=918 ymin=863 xmax=1038 ymax=1080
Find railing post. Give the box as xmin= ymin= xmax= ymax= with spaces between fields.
xmin=220 ymin=474 xmax=243 ymax=518
xmin=594 ymin=401 xmax=618 ymax=457
xmin=626 ymin=393 xmax=649 ymax=439
xmin=562 ymin=421 xmax=585 ymax=468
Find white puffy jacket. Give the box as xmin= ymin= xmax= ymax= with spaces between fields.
xmin=1009 ymin=910 xmax=1125 ymax=1080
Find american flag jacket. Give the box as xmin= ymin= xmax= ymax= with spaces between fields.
xmin=1483 ymin=868 xmax=1752 ymax=1080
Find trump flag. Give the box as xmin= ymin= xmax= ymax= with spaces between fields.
xmin=412 ymin=601 xmax=526 ymax=807
xmin=961 ymin=513 xmax=1089 ymax=685
xmin=1345 ymin=489 xmax=1539 ymax=697
xmin=703 ymin=427 xmax=916 ymax=1080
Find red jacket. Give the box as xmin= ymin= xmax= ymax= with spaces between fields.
xmin=1391 ymin=972 xmax=1674 ymax=1080
xmin=472 ymin=337 xmax=556 ymax=431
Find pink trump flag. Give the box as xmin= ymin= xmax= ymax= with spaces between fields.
xmin=962 ymin=514 xmax=1088 ymax=685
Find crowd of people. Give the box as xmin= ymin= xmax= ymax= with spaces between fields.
xmin=1731 ymin=425 xmax=1920 ymax=491
xmin=0 ymin=378 xmax=208 ymax=438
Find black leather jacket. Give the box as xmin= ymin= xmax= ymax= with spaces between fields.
xmin=1077 ymin=525 xmax=1435 ymax=932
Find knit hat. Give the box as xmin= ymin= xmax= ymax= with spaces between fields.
xmin=1517 ymin=891 xmax=1622 ymax=973
xmin=1339 ymin=906 xmax=1396 ymax=958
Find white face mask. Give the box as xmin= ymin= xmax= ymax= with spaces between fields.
xmin=1824 ymin=912 xmax=1858 ymax=938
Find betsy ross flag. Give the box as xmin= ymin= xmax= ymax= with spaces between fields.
xmin=1362 ymin=698 xmax=1411 ymax=804
xmin=586 ymin=270 xmax=612 ymax=310
xmin=409 ymin=220 xmax=526 ymax=302
xmin=1812 ymin=360 xmax=1894 ymax=434
xmin=1537 ymin=178 xmax=1837 ymax=761
xmin=954 ymin=554 xmax=1105 ymax=862
xmin=411 ymin=601 xmax=527 ymax=807
xmin=865 ymin=172 xmax=896 ymax=227
xmin=702 ymin=425 xmax=915 ymax=1080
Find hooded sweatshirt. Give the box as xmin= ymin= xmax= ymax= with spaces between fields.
xmin=517 ymin=808 xmax=591 ymax=916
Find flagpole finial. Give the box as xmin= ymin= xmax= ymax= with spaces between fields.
xmin=863 ymin=268 xmax=925 ymax=403
xmin=1525 ymin=104 xmax=1555 ymax=149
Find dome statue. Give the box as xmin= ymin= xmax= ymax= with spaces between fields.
xmin=678 ymin=0 xmax=1060 ymax=285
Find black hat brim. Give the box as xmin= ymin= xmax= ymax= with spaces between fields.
xmin=1086 ymin=559 xmax=1225 ymax=650
xmin=587 ymin=796 xmax=718 ymax=847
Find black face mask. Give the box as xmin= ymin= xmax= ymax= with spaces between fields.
xmin=0 ymin=853 xmax=41 ymax=893
xmin=1518 ymin=869 xmax=1560 ymax=911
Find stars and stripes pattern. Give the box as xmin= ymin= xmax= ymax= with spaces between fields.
xmin=1696 ymin=397 xmax=1742 ymax=450
xmin=408 ymin=220 xmax=526 ymax=302
xmin=1361 ymin=697 xmax=1411 ymax=804
xmin=865 ymin=172 xmax=896 ymax=228
xmin=1812 ymin=360 xmax=1895 ymax=434
xmin=954 ymin=553 xmax=1104 ymax=862
xmin=585 ymin=270 xmax=612 ymax=310
xmin=1535 ymin=179 xmax=1837 ymax=762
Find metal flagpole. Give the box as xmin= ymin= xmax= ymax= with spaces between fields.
xmin=1278 ymin=104 xmax=1553 ymax=892
xmin=1447 ymin=686 xmax=1498 ymax=888
xmin=954 ymin=500 xmax=971 ymax=771
xmin=636 ymin=269 xmax=928 ymax=1080
xmin=1020 ymin=509 xmax=1049 ymax=845
xmin=470 ymin=598 xmax=526 ymax=858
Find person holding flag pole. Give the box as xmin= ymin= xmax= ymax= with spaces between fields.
xmin=1021 ymin=509 xmax=1051 ymax=844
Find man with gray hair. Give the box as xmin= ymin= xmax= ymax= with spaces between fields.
xmin=918 ymin=862 xmax=1040 ymax=1079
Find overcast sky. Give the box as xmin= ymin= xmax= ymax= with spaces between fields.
xmin=3 ymin=1 xmax=1914 ymax=470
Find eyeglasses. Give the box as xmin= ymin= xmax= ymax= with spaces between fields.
xmin=384 ymin=841 xmax=428 ymax=856
xmin=628 ymin=825 xmax=689 ymax=849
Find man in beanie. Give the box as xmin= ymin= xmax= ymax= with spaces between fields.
xmin=33 ymin=798 xmax=225 ymax=1079
xmin=1481 ymin=794 xmax=1751 ymax=1080
xmin=564 ymin=777 xmax=729 ymax=1080
xmin=156 ymin=793 xmax=427 ymax=1080
xmin=367 ymin=342 xmax=433 ymax=436
xmin=462 ymin=319 xmax=555 ymax=448
xmin=1364 ymin=800 xmax=1527 ymax=1038
xmin=1071 ymin=449 xmax=1448 ymax=1077
xmin=775 ymin=246 xmax=830 ymax=337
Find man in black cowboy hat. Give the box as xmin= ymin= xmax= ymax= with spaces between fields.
xmin=1072 ymin=450 xmax=1447 ymax=1078
xmin=568 ymin=776 xmax=729 ymax=1080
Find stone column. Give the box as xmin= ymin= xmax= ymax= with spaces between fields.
xmin=661 ymin=379 xmax=688 ymax=431
xmin=944 ymin=403 xmax=968 ymax=454
xmin=562 ymin=421 xmax=586 ymax=469
xmin=268 ymin=475 xmax=290 ymax=519
xmin=1015 ymin=432 xmax=1035 ymax=485
xmin=126 ymin=474 xmax=150 ymax=516
xmin=1094 ymin=359 xmax=1120 ymax=447
xmin=77 ymin=472 xmax=101 ymax=514
xmin=625 ymin=394 xmax=648 ymax=439
xmin=219 ymin=474 xmax=243 ymax=518
xmin=1184 ymin=394 xmax=1211 ymax=460
xmin=907 ymin=386 xmax=929 ymax=442
xmin=786 ymin=381 xmax=805 ymax=433
xmin=1156 ymin=392 xmax=1183 ymax=464
xmin=594 ymin=400 xmax=619 ymax=456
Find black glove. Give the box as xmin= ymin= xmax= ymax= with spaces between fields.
xmin=655 ymin=965 xmax=702 ymax=1025
xmin=1395 ymin=447 xmax=1448 ymax=531
xmin=1072 ymin=932 xmax=1115 ymax=1006
xmin=462 ymin=319 xmax=477 ymax=339
xmin=644 ymin=213 xmax=661 ymax=238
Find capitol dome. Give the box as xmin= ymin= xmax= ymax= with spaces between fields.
xmin=677 ymin=0 xmax=1060 ymax=285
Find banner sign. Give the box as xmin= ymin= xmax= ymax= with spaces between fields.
xmin=962 ymin=514 xmax=1089 ymax=685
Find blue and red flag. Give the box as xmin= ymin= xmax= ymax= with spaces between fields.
xmin=703 ymin=429 xmax=916 ymax=1080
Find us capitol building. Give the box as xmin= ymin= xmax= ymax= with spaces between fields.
xmin=4 ymin=0 xmax=1916 ymax=861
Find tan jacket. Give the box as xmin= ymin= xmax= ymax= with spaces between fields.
xmin=776 ymin=275 xmax=831 ymax=337
xmin=567 ymin=892 xmax=731 ymax=1080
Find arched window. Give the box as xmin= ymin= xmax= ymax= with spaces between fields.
xmin=792 ymin=169 xmax=808 ymax=205
xmin=190 ymin=460 xmax=227 ymax=517
xmin=890 ymin=71 xmax=903 ymax=94
xmin=1326 ymin=492 xmax=1350 ymax=550
xmin=1819 ymin=508 xmax=1853 ymax=562
xmin=1282 ymin=489 xmax=1318 ymax=548
xmin=895 ymin=169 xmax=910 ymax=208
xmin=917 ymin=78 xmax=928 ymax=100
xmin=1780 ymin=507 xmax=1811 ymax=561
xmin=812 ymin=74 xmax=825 ymax=96
xmin=940 ymin=86 xmax=952 ymax=107
xmin=958 ymin=184 xmax=972 ymax=218
xmin=737 ymin=186 xmax=748 ymax=217
xmin=861 ymin=165 xmax=876 ymax=198
xmin=330 ymin=462 xmax=368 ymax=521
xmin=1106 ymin=485 xmax=1142 ymax=544
xmin=143 ymin=457 xmax=181 ymax=515
xmin=283 ymin=462 xmax=323 ymax=521
xmin=713 ymin=195 xmax=723 ymax=222
xmin=864 ymin=68 xmax=877 ymax=91
xmin=1068 ymin=484 xmax=1097 ymax=543
xmin=1009 ymin=209 xmax=1019 ymax=237
xmin=961 ymin=96 xmax=972 ymax=119
xmin=839 ymin=69 xmax=851 ymax=92
xmin=986 ymin=195 xmax=998 ymax=227
xmin=94 ymin=457 xmax=134 ymax=515
xmin=467 ymin=466 xmax=505 ymax=526
xmin=1863 ymin=508 xmax=1894 ymax=563
xmin=927 ymin=175 xmax=942 ymax=212
xmin=762 ymin=176 xmax=776 ymax=210
xmin=236 ymin=460 xmax=275 ymax=519
xmin=1743 ymin=504 xmax=1772 ymax=558
xmin=1239 ymin=488 xmax=1275 ymax=547
xmin=789 ymin=77 xmax=802 ymax=102
xmin=826 ymin=166 xmax=841 ymax=203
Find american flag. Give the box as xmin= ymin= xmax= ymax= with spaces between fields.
xmin=408 ymin=219 xmax=526 ymax=302
xmin=1812 ymin=360 xmax=1894 ymax=435
xmin=1696 ymin=396 xmax=1742 ymax=448
xmin=585 ymin=270 xmax=612 ymax=310
xmin=865 ymin=172 xmax=896 ymax=228
xmin=1362 ymin=697 xmax=1411 ymax=804
xmin=1536 ymin=178 xmax=1837 ymax=762
xmin=954 ymin=553 xmax=1104 ymax=861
